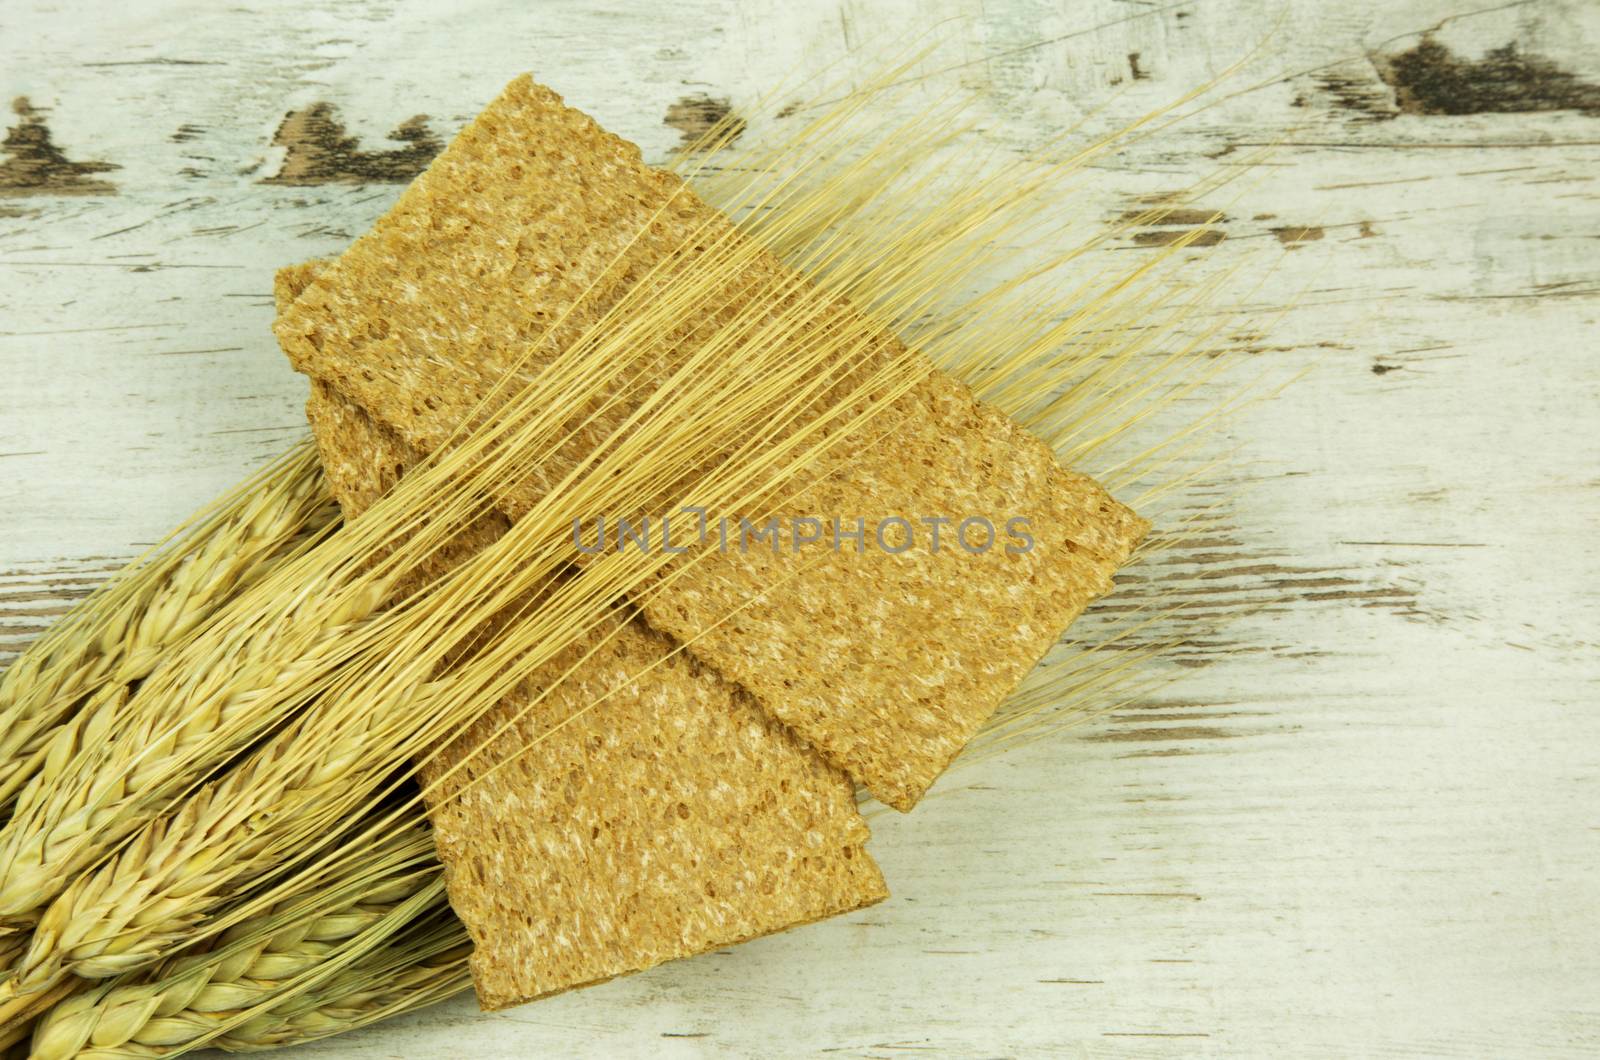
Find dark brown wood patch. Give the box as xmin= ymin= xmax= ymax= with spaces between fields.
xmin=1271 ymin=226 xmax=1324 ymax=246
xmin=0 ymin=98 xmax=118 ymax=197
xmin=1133 ymin=229 xmax=1225 ymax=248
xmin=263 ymin=103 xmax=442 ymax=185
xmin=1378 ymin=38 xmax=1600 ymax=118
xmin=664 ymin=94 xmax=745 ymax=149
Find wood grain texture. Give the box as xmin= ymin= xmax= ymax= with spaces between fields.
xmin=1 ymin=0 xmax=1597 ymax=1055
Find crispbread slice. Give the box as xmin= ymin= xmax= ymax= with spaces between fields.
xmin=274 ymin=75 xmax=1148 ymax=810
xmin=635 ymin=370 xmax=1149 ymax=809
xmin=419 ymin=608 xmax=885 ymax=1010
xmin=280 ymin=266 xmax=887 ymax=1011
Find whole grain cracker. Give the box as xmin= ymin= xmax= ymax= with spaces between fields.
xmin=274 ymin=76 xmax=1148 ymax=810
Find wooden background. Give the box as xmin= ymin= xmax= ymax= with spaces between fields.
xmin=3 ymin=0 xmax=1598 ymax=1055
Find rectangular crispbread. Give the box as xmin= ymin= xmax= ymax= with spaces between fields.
xmin=274 ymin=75 xmax=1148 ymax=811
xmin=278 ymin=263 xmax=886 ymax=1011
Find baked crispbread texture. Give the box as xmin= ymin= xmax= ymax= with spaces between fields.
xmin=274 ymin=75 xmax=1148 ymax=810
xmin=279 ymin=266 xmax=886 ymax=1012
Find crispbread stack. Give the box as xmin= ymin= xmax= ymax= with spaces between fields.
xmin=275 ymin=75 xmax=1148 ymax=813
xmin=277 ymin=265 xmax=886 ymax=1011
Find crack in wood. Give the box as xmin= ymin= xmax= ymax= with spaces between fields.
xmin=1086 ymin=725 xmax=1240 ymax=744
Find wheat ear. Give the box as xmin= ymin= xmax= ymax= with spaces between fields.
xmin=208 ymin=919 xmax=469 ymax=1054
xmin=0 ymin=445 xmax=333 ymax=818
xmin=40 ymin=907 xmax=459 ymax=1059
xmin=30 ymin=826 xmax=443 ymax=1059
xmin=11 ymin=729 xmax=437 ymax=989
xmin=0 ymin=566 xmax=393 ymax=934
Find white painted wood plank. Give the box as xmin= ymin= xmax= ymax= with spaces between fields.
xmin=2 ymin=0 xmax=1598 ymax=1055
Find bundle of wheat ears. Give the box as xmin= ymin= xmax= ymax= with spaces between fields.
xmin=0 ymin=53 xmax=1259 ymax=1056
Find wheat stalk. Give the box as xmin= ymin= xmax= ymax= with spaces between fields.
xmin=4 ymin=53 xmax=1266 ymax=1048
xmin=0 ymin=74 xmax=975 ymax=994
xmin=0 ymin=445 xmax=334 ymax=819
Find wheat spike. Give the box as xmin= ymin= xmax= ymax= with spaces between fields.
xmin=30 ymin=824 xmax=443 ymax=1059
xmin=0 ymin=445 xmax=333 ymax=819
xmin=0 ymin=569 xmax=395 ymax=932
xmin=28 ymin=878 xmax=465 ymax=1058
xmin=13 ymin=754 xmax=441 ymax=987
xmin=208 ymin=922 xmax=469 ymax=1054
